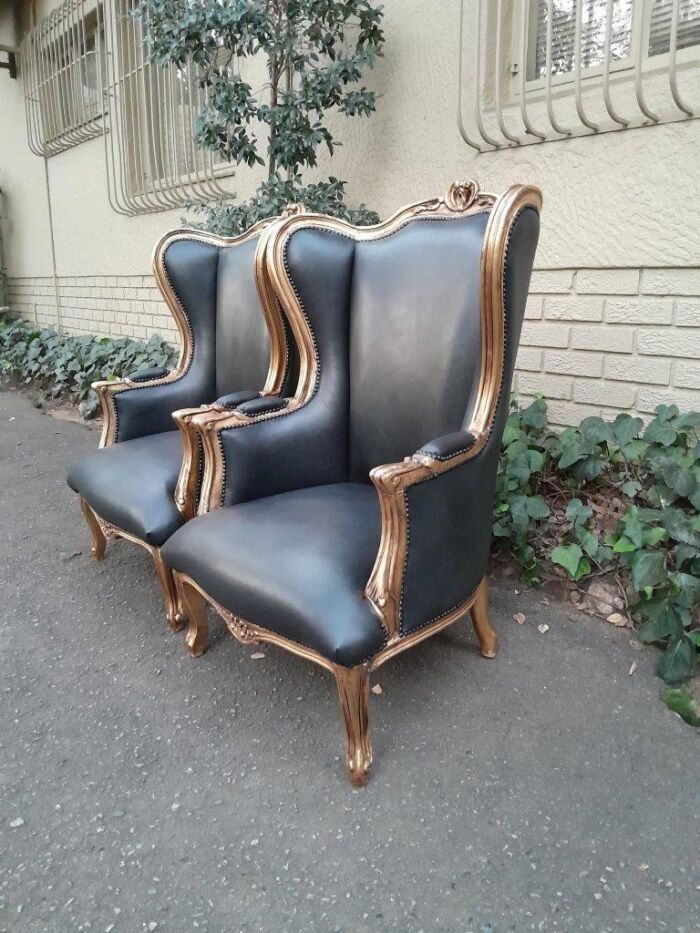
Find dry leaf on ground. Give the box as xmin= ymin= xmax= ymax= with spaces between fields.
xmin=538 ymin=623 xmax=550 ymax=634
xmin=250 ymin=652 xmax=265 ymax=660
xmin=513 ymin=612 xmax=526 ymax=625
xmin=607 ymin=612 xmax=627 ymax=627
xmin=371 ymin=684 xmax=383 ymax=695
xmin=628 ymin=661 xmax=637 ymax=676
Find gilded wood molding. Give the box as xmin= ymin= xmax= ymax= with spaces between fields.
xmin=93 ymin=217 xmax=275 ymax=448
xmin=364 ymin=182 xmax=542 ymax=638
xmin=78 ymin=497 xmax=183 ymax=631
xmin=172 ymin=568 xmax=493 ymax=786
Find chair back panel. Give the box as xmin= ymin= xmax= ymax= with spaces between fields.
xmin=215 ymin=236 xmax=270 ymax=398
xmin=348 ymin=213 xmax=488 ymax=480
xmin=162 ymin=238 xmax=220 ymax=407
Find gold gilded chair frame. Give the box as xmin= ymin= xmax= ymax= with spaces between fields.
xmin=172 ymin=180 xmax=543 ymax=786
xmin=77 ymin=217 xmax=290 ymax=629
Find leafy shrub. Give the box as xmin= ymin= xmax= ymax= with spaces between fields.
xmin=0 ymin=319 xmax=176 ymax=417
xmin=494 ymin=397 xmax=700 ymax=706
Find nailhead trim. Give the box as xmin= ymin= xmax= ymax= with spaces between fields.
xmin=398 ymin=205 xmax=538 ymax=638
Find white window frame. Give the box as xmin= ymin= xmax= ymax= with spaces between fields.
xmin=458 ymin=0 xmax=700 ymax=151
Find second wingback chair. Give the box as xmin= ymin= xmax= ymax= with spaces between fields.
xmin=67 ymin=216 xmax=297 ymax=630
xmin=159 ymin=180 xmax=542 ymax=785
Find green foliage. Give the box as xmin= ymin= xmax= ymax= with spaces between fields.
xmin=660 ymin=685 xmax=700 ymax=725
xmin=139 ymin=0 xmax=384 ymax=234
xmin=495 ymin=397 xmax=700 ymax=702
xmin=0 ymin=319 xmax=176 ymax=418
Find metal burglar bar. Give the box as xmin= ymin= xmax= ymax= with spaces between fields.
xmin=22 ymin=0 xmax=103 ymax=157
xmin=22 ymin=0 xmax=235 ymax=214
xmin=459 ymin=0 xmax=700 ymax=151
xmin=101 ymin=0 xmax=234 ymax=215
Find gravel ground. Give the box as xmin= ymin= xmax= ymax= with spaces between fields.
xmin=0 ymin=388 xmax=698 ymax=933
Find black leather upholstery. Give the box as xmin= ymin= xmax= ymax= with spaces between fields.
xmin=113 ymin=232 xmax=290 ymax=445
xmin=68 ymin=228 xmax=293 ymax=549
xmin=196 ymin=202 xmax=540 ymax=654
xmin=162 ymin=484 xmax=386 ymax=667
xmin=128 ymin=366 xmax=169 ymax=382
xmin=67 ymin=432 xmax=184 ymax=547
xmin=400 ymin=207 xmax=540 ymax=633
xmin=114 ymin=240 xmax=220 ymax=443
xmin=349 ymin=215 xmax=487 ymax=479
xmin=215 ymin=237 xmax=270 ymax=398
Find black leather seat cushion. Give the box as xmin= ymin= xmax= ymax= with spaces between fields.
xmin=67 ymin=432 xmax=184 ymax=547
xmin=162 ymin=484 xmax=386 ymax=667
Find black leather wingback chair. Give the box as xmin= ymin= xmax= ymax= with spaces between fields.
xmin=67 ymin=219 xmax=294 ymax=630
xmin=161 ymin=180 xmax=542 ymax=785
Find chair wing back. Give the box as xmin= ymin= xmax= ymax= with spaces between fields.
xmin=112 ymin=223 xmax=289 ymax=442
xmin=348 ymin=213 xmax=488 ymax=479
xmin=269 ymin=181 xmax=541 ymax=483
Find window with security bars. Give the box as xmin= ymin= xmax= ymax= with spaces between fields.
xmin=530 ymin=0 xmax=700 ymax=81
xmin=23 ymin=1 xmax=105 ymax=157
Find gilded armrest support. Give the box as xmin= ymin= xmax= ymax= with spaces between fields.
xmin=92 ymin=368 xmax=186 ymax=448
xmin=364 ymin=436 xmax=483 ymax=639
xmin=177 ymin=398 xmax=302 ymax=517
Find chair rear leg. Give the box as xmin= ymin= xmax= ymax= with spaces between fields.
xmin=79 ymin=497 xmax=107 ymax=561
xmin=152 ymin=550 xmax=184 ymax=633
xmin=334 ymin=664 xmax=372 ymax=787
xmin=469 ymin=579 xmax=498 ymax=658
xmin=175 ymin=573 xmax=208 ymax=656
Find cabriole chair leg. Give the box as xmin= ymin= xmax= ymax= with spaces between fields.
xmin=152 ymin=551 xmax=184 ymax=633
xmin=334 ymin=663 xmax=372 ymax=787
xmin=469 ymin=579 xmax=498 ymax=659
xmin=79 ymin=497 xmax=107 ymax=561
xmin=175 ymin=574 xmax=208 ymax=657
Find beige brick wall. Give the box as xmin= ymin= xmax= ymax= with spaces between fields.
xmin=514 ymin=266 xmax=700 ymax=426
xmin=7 ymin=275 xmax=178 ymax=343
xmin=8 ymin=265 xmax=700 ymax=426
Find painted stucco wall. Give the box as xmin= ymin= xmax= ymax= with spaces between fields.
xmin=2 ymin=0 xmax=699 ymax=425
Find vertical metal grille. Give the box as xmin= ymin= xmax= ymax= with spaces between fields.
xmin=22 ymin=0 xmax=104 ymax=157
xmin=22 ymin=0 xmax=235 ymax=215
xmin=102 ymin=0 xmax=234 ymax=214
xmin=459 ymin=0 xmax=700 ymax=151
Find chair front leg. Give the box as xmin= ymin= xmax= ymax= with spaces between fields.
xmin=152 ymin=550 xmax=184 ymax=633
xmin=175 ymin=573 xmax=209 ymax=656
xmin=334 ymin=663 xmax=372 ymax=787
xmin=469 ymin=579 xmax=498 ymax=658
xmin=79 ymin=497 xmax=107 ymax=561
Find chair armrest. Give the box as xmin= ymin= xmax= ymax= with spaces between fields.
xmin=365 ymin=428 xmax=500 ymax=639
xmin=171 ymin=392 xmax=284 ymax=519
xmin=127 ymin=366 xmax=170 ymax=382
xmin=181 ymin=390 xmax=346 ymax=515
xmin=93 ymin=361 xmax=215 ymax=449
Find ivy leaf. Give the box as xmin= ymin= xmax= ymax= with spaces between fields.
xmin=611 ymin=413 xmax=643 ymax=448
xmin=526 ymin=496 xmax=550 ymax=520
xmin=621 ymin=480 xmax=642 ymax=497
xmin=660 ymin=686 xmax=700 ymax=726
xmin=629 ymin=550 xmax=667 ymax=592
xmin=551 ymin=544 xmax=589 ymax=581
xmin=668 ymin=572 xmax=700 ymax=609
xmin=577 ymin=528 xmax=599 ymax=559
xmin=565 ymin=497 xmax=591 ymax=527
xmin=656 ymin=636 xmax=696 ymax=685
xmin=644 ymin=418 xmax=677 ymax=447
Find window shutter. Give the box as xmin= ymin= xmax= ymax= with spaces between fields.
xmin=648 ymin=0 xmax=700 ymax=56
xmin=532 ymin=0 xmax=633 ymax=79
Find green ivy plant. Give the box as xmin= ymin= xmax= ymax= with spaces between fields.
xmin=494 ymin=397 xmax=700 ymax=716
xmin=0 ymin=320 xmax=176 ymax=417
xmin=138 ymin=0 xmax=384 ymax=233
